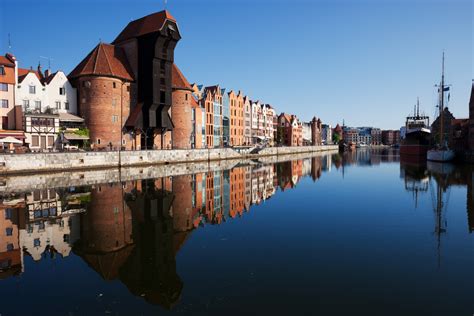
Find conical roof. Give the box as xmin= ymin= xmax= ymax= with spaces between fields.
xmin=68 ymin=43 xmax=134 ymax=81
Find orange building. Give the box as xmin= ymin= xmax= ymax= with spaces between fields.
xmin=229 ymin=90 xmax=244 ymax=146
xmin=0 ymin=54 xmax=17 ymax=130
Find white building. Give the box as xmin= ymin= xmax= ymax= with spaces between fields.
xmin=15 ymin=64 xmax=79 ymax=150
xmin=322 ymin=124 xmax=332 ymax=145
xmin=16 ymin=66 xmax=77 ymax=115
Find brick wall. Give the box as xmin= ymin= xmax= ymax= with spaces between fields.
xmin=77 ymin=76 xmax=132 ymax=150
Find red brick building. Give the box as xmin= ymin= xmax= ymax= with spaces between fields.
xmin=171 ymin=64 xmax=202 ymax=149
xmin=69 ymin=43 xmax=134 ymax=150
xmin=382 ymin=130 xmax=401 ymax=145
xmin=278 ymin=113 xmax=302 ymax=146
xmin=70 ymin=11 xmax=181 ymax=150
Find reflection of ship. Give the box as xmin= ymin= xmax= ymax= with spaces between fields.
xmin=400 ymin=98 xmax=431 ymax=160
xmin=400 ymin=161 xmax=429 ymax=208
xmin=427 ymin=162 xmax=451 ymax=267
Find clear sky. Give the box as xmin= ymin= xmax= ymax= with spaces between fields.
xmin=1 ymin=0 xmax=472 ymax=129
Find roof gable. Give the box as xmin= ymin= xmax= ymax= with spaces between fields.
xmin=113 ymin=10 xmax=176 ymax=44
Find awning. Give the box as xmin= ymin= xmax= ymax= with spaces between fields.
xmin=64 ymin=133 xmax=89 ymax=141
xmin=59 ymin=112 xmax=84 ymax=123
xmin=0 ymin=130 xmax=25 ymax=140
xmin=0 ymin=136 xmax=23 ymax=144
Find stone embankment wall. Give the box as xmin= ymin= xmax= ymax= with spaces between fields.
xmin=0 ymin=145 xmax=338 ymax=175
xmin=0 ymin=150 xmax=336 ymax=194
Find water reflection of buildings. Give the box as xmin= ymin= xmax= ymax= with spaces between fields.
xmin=0 ymin=188 xmax=88 ymax=279
xmin=0 ymin=157 xmax=328 ymax=308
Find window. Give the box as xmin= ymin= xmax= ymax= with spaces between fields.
xmin=59 ymin=87 xmax=65 ymax=95
xmin=112 ymin=98 xmax=116 ymax=107
xmin=48 ymin=136 xmax=54 ymax=146
xmin=97 ymin=138 xmax=101 ymax=145
xmin=23 ymin=100 xmax=29 ymax=108
xmin=5 ymin=227 xmax=12 ymax=236
xmin=29 ymin=85 xmax=36 ymax=94
xmin=65 ymin=102 xmax=69 ymax=110
xmin=122 ymin=139 xmax=126 ymax=145
xmin=33 ymin=238 xmax=41 ymax=247
xmin=35 ymin=101 xmax=41 ymax=109
xmin=32 ymin=135 xmax=39 ymax=147
xmin=5 ymin=208 xmax=12 ymax=219
xmin=185 ymin=93 xmax=188 ymax=101
xmin=0 ymin=66 xmax=5 ymax=75
xmin=6 ymin=244 xmax=14 ymax=252
xmin=113 ymin=82 xmax=116 ymax=89
xmin=1 ymin=99 xmax=8 ymax=108
xmin=0 ymin=83 xmax=7 ymax=91
xmin=112 ymin=115 xmax=118 ymax=123
xmin=55 ymin=101 xmax=61 ymax=109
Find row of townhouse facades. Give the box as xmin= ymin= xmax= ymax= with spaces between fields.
xmin=0 ymin=10 xmax=327 ymax=152
xmin=0 ymin=53 xmax=84 ymax=152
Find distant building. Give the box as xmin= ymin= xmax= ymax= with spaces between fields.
xmin=450 ymin=119 xmax=469 ymax=152
xmin=322 ymin=124 xmax=332 ymax=145
xmin=243 ymin=96 xmax=251 ymax=145
xmin=382 ymin=130 xmax=400 ymax=145
xmin=371 ymin=128 xmax=382 ymax=145
xmin=278 ymin=113 xmax=302 ymax=146
xmin=431 ymin=107 xmax=455 ymax=145
xmin=469 ymin=82 xmax=474 ymax=150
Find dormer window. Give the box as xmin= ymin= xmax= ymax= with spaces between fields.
xmin=59 ymin=87 xmax=65 ymax=95
xmin=29 ymin=85 xmax=36 ymax=94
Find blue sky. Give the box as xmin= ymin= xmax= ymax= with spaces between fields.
xmin=1 ymin=0 xmax=472 ymax=129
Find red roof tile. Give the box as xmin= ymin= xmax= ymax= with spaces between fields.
xmin=113 ymin=10 xmax=176 ymax=44
xmin=171 ymin=63 xmax=192 ymax=90
xmin=17 ymin=68 xmax=43 ymax=84
xmin=0 ymin=55 xmax=15 ymax=67
xmin=68 ymin=43 xmax=134 ymax=81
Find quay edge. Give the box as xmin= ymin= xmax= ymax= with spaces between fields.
xmin=0 ymin=145 xmax=338 ymax=175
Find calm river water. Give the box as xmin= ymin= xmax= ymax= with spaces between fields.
xmin=0 ymin=149 xmax=472 ymax=315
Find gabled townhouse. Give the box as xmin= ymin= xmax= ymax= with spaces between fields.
xmin=222 ymin=88 xmax=230 ymax=146
xmin=278 ymin=113 xmax=302 ymax=146
xmin=229 ymin=91 xmax=244 ymax=147
xmin=251 ymin=100 xmax=263 ymax=143
xmin=262 ymin=104 xmax=276 ymax=145
xmin=0 ymin=54 xmax=17 ymax=130
xmin=243 ymin=96 xmax=251 ymax=145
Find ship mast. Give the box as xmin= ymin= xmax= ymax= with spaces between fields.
xmin=439 ymin=52 xmax=445 ymax=146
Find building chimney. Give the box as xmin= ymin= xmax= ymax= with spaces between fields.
xmin=44 ymin=69 xmax=50 ymax=78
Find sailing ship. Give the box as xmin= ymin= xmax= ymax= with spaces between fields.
xmin=399 ymin=98 xmax=431 ymax=158
xmin=427 ymin=53 xmax=455 ymax=162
